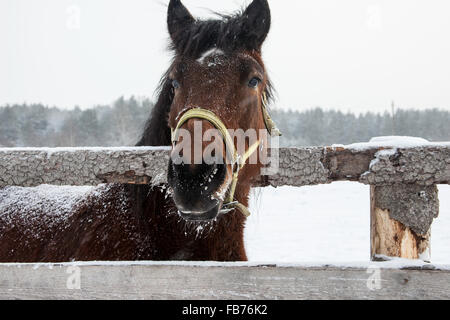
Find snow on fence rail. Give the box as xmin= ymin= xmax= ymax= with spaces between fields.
xmin=1 ymin=138 xmax=450 ymax=299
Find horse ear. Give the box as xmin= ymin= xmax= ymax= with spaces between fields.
xmin=238 ymin=0 xmax=271 ymax=50
xmin=167 ymin=0 xmax=195 ymax=47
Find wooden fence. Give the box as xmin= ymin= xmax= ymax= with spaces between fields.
xmin=1 ymin=142 xmax=450 ymax=299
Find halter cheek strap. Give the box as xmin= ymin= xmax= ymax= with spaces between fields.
xmin=261 ymin=92 xmax=282 ymax=137
xmin=170 ymin=93 xmax=281 ymax=218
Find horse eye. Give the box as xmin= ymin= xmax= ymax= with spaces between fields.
xmin=248 ymin=77 xmax=261 ymax=88
xmin=172 ymin=79 xmax=180 ymax=89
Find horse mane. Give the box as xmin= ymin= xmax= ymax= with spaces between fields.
xmin=136 ymin=69 xmax=173 ymax=147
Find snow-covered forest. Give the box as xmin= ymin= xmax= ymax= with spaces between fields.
xmin=1 ymin=97 xmax=449 ymax=148
xmin=0 ymin=97 xmax=152 ymax=148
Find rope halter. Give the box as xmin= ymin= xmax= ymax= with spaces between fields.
xmin=170 ymin=92 xmax=281 ymax=217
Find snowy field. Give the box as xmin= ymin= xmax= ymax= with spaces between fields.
xmin=245 ymin=183 xmax=450 ymax=264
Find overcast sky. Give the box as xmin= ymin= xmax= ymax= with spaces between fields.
xmin=1 ymin=0 xmax=450 ymax=113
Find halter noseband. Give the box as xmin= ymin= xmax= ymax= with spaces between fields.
xmin=171 ymin=92 xmax=281 ymax=217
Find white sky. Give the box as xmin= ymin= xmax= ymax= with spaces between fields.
xmin=1 ymin=0 xmax=450 ymax=113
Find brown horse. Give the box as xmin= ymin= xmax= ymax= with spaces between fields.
xmin=0 ymin=0 xmax=275 ymax=262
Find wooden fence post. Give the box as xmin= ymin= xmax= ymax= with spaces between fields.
xmin=370 ymin=184 xmax=439 ymax=262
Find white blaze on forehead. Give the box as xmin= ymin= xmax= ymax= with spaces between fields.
xmin=197 ymin=48 xmax=226 ymax=65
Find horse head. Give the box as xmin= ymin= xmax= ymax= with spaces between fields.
xmin=165 ymin=0 xmax=278 ymax=221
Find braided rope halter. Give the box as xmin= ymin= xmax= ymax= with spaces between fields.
xmin=171 ymin=92 xmax=281 ymax=217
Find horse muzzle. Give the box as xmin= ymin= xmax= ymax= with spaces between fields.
xmin=168 ymin=159 xmax=228 ymax=221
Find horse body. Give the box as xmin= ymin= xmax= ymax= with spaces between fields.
xmin=0 ymin=184 xmax=247 ymax=262
xmin=0 ymin=0 xmax=272 ymax=263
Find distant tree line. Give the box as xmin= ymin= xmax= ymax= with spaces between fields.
xmin=0 ymin=97 xmax=449 ymax=148
xmin=272 ymin=108 xmax=450 ymax=147
xmin=0 ymin=97 xmax=152 ymax=148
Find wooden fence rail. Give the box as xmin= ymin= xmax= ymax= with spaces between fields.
xmin=1 ymin=145 xmax=450 ymax=188
xmin=1 ymin=261 xmax=449 ymax=300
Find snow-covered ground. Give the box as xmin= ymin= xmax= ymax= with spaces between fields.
xmin=245 ymin=182 xmax=450 ymax=264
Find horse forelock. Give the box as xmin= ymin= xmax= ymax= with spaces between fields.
xmin=169 ymin=13 xmax=241 ymax=58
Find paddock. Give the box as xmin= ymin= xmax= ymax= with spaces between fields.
xmin=1 ymin=139 xmax=450 ymax=299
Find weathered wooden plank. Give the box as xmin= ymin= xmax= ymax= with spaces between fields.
xmin=371 ymin=184 xmax=439 ymax=236
xmin=370 ymin=184 xmax=440 ymax=263
xmin=1 ymin=145 xmax=450 ymax=188
xmin=359 ymin=146 xmax=450 ymax=186
xmin=0 ymin=262 xmax=449 ymax=300
xmin=370 ymin=185 xmax=439 ymax=262
xmin=0 ymin=147 xmax=171 ymax=188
